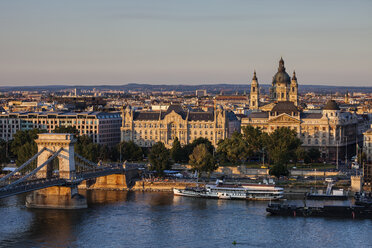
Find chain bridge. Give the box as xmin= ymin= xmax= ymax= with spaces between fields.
xmin=0 ymin=133 xmax=140 ymax=208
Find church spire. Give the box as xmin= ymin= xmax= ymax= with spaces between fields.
xmin=292 ymin=70 xmax=297 ymax=81
xmin=252 ymin=70 xmax=257 ymax=81
xmin=250 ymin=70 xmax=259 ymax=110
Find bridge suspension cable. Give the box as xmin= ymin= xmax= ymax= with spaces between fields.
xmin=4 ymin=148 xmax=64 ymax=189
xmin=74 ymin=153 xmax=98 ymax=168
xmin=0 ymin=147 xmax=47 ymax=183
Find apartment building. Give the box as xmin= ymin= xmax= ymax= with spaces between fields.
xmin=0 ymin=111 xmax=121 ymax=146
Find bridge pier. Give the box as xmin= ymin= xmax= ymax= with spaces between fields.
xmin=26 ymin=185 xmax=87 ymax=209
xmin=26 ymin=134 xmax=87 ymax=209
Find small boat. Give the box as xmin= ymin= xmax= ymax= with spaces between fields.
xmin=306 ymin=180 xmax=348 ymax=200
xmin=173 ymin=187 xmax=207 ymax=198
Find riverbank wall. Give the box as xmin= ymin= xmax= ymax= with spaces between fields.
xmin=78 ymin=174 xmax=199 ymax=192
xmin=215 ymin=166 xmax=341 ymax=178
xmin=131 ymin=180 xmax=200 ymax=191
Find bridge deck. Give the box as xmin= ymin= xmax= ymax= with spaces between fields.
xmin=0 ymin=166 xmax=126 ymax=199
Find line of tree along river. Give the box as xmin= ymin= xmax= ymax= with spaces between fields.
xmin=1 ymin=125 xmax=328 ymax=179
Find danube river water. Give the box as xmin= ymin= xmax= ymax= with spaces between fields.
xmin=0 ymin=191 xmax=371 ymax=248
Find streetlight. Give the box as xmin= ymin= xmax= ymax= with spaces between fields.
xmin=345 ymin=136 xmax=348 ymax=167
xmin=336 ymin=140 xmax=339 ymax=170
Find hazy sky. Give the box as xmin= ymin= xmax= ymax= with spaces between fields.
xmin=0 ymin=0 xmax=371 ymax=86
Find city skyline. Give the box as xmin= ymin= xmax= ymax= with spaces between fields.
xmin=0 ymin=0 xmax=371 ymax=87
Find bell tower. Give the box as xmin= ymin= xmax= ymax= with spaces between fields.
xmin=250 ymin=71 xmax=259 ymax=110
xmin=289 ymin=71 xmax=298 ymax=106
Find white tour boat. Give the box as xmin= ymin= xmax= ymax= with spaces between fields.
xmin=173 ymin=180 xmax=284 ymax=200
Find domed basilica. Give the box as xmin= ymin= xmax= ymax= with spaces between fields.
xmin=249 ymin=57 xmax=298 ymax=110
xmin=243 ymin=58 xmax=359 ymax=161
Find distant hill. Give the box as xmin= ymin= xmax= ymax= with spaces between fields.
xmin=0 ymin=83 xmax=371 ymax=94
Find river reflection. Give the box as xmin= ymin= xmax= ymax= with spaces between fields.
xmin=0 ymin=191 xmax=371 ymax=248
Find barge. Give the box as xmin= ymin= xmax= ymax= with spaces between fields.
xmin=266 ymin=203 xmax=372 ymax=219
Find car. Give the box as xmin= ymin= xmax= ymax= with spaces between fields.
xmin=325 ymin=178 xmax=333 ymax=183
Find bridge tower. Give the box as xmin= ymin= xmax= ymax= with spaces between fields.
xmin=35 ymin=133 xmax=76 ymax=179
xmin=26 ymin=133 xmax=87 ymax=209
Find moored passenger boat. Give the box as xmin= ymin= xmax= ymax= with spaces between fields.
xmin=173 ymin=180 xmax=284 ymax=200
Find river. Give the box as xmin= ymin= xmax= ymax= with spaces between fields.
xmin=0 ymin=191 xmax=371 ymax=248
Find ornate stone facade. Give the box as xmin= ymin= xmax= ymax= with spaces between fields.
xmin=242 ymin=100 xmax=359 ymax=161
xmin=364 ymin=127 xmax=372 ymax=189
xmin=364 ymin=127 xmax=372 ymax=163
xmin=121 ymin=105 xmax=240 ymax=148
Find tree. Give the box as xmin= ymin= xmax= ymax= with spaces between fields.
xmin=269 ymin=163 xmax=289 ymax=179
xmin=308 ymin=148 xmax=321 ymax=163
xmin=0 ymin=139 xmax=9 ymax=164
xmin=170 ymin=137 xmax=186 ymax=163
xmin=74 ymin=135 xmax=100 ymax=163
xmin=189 ymin=144 xmax=217 ymax=177
xmin=216 ymin=132 xmax=248 ymax=164
xmin=265 ymin=127 xmax=302 ymax=166
xmin=294 ymin=147 xmax=306 ymax=165
xmin=184 ymin=137 xmax=214 ymax=162
xmin=98 ymin=145 xmax=111 ymax=162
xmin=148 ymin=142 xmax=171 ymax=176
xmin=10 ymin=129 xmax=45 ymax=167
xmin=242 ymin=125 xmax=264 ymax=159
xmin=117 ymin=141 xmax=143 ymax=162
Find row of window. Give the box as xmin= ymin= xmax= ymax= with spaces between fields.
xmin=126 ymin=130 xmax=223 ymax=135
xmin=131 ymin=123 xmax=218 ymax=128
xmin=0 ymin=120 xmax=19 ymax=124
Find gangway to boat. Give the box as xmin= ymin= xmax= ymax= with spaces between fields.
xmin=325 ymin=181 xmax=334 ymax=195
